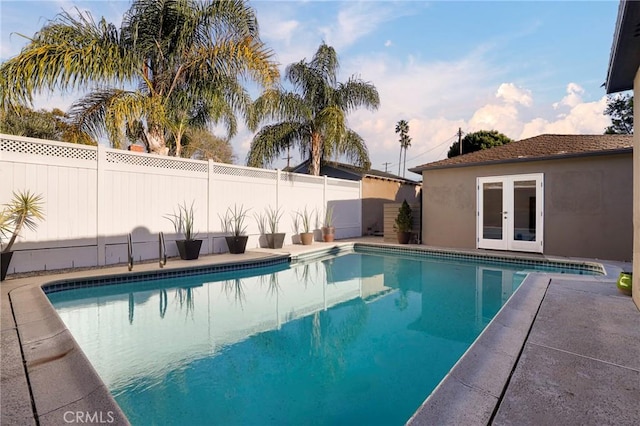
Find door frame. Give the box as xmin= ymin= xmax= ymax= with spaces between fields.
xmin=477 ymin=173 xmax=544 ymax=253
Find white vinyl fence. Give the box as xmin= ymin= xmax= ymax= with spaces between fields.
xmin=0 ymin=134 xmax=362 ymax=274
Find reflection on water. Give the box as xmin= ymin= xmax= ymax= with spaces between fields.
xmin=49 ymin=252 xmax=546 ymax=425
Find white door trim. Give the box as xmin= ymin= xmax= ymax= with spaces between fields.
xmin=477 ymin=173 xmax=544 ymax=253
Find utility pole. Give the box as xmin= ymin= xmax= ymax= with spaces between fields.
xmin=382 ymin=162 xmax=391 ymax=173
xmin=282 ymin=143 xmax=292 ymax=169
xmin=458 ymin=127 xmax=464 ymax=155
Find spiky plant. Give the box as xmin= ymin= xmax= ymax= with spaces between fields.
xmin=1 ymin=190 xmax=45 ymax=253
xmin=221 ymin=205 xmax=250 ymax=236
xmin=165 ymin=201 xmax=197 ymax=241
xmin=297 ymin=206 xmax=315 ymax=233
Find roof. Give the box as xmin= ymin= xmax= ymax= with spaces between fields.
xmin=605 ymin=0 xmax=640 ymax=93
xmin=409 ymin=134 xmax=633 ymax=173
xmin=290 ymin=160 xmax=421 ymax=185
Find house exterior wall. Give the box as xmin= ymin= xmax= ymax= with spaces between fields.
xmin=634 ymin=70 xmax=640 ymax=307
xmin=361 ymin=178 xmax=420 ymax=235
xmin=420 ymin=153 xmax=633 ymax=261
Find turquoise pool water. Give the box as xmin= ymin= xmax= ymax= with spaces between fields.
xmin=48 ymin=250 xmax=596 ymax=425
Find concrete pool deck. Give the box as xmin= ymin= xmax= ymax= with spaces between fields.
xmin=2 ymin=239 xmax=639 ymax=425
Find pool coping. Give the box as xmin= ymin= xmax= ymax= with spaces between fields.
xmin=1 ymin=240 xmax=633 ymax=425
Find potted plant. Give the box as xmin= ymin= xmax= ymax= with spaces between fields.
xmin=165 ymin=201 xmax=202 ymax=260
xmin=221 ymin=204 xmax=250 ymax=254
xmin=1 ymin=190 xmax=45 ymax=281
xmin=394 ymin=200 xmax=413 ymax=244
xmin=297 ymin=206 xmax=315 ymax=245
xmin=254 ymin=211 xmax=269 ymax=248
xmin=322 ymin=206 xmax=336 ymax=242
xmin=264 ymin=206 xmax=285 ymax=249
xmin=291 ymin=212 xmax=302 ymax=245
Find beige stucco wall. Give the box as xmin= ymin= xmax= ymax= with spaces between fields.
xmin=633 ymin=70 xmax=639 ymax=308
xmin=421 ymin=153 xmax=633 ymax=262
xmin=361 ymin=178 xmax=421 ymax=235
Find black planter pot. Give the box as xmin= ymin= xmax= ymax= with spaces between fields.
xmin=226 ymin=236 xmax=249 ymax=254
xmin=1 ymin=251 xmax=14 ymax=281
xmin=175 ymin=239 xmax=203 ymax=260
xmin=266 ymin=233 xmax=286 ymax=249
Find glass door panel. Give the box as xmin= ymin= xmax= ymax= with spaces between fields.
xmin=482 ymin=182 xmax=503 ymax=240
xmin=513 ymin=180 xmax=536 ymax=241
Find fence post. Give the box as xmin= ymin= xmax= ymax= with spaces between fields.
xmin=359 ymin=180 xmax=363 ymax=237
xmin=96 ymin=145 xmax=107 ymax=265
xmin=208 ymin=159 xmax=214 ymax=254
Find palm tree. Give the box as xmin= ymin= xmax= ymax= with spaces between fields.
xmin=246 ymin=43 xmax=380 ymax=175
xmin=395 ymin=119 xmax=411 ymax=177
xmin=0 ymin=0 xmax=279 ymax=156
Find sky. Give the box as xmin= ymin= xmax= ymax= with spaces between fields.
xmin=0 ymin=0 xmax=625 ymax=178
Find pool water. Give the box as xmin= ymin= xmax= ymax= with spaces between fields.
xmin=48 ymin=251 xmax=592 ymax=425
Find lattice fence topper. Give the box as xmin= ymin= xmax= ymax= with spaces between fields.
xmin=0 ymin=137 xmax=98 ymax=161
xmin=106 ymin=150 xmax=208 ymax=173
xmin=211 ymin=163 xmax=277 ymax=180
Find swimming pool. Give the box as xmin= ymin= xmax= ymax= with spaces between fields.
xmin=47 ymin=247 xmax=599 ymax=425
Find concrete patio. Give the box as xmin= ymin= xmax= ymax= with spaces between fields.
xmin=2 ymin=240 xmax=639 ymax=425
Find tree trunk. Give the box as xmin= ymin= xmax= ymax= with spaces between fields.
xmin=309 ymin=132 xmax=322 ymax=175
xmin=402 ymin=146 xmax=407 ymax=178
xmin=146 ymin=124 xmax=169 ymax=155
xmin=175 ymin=136 xmax=182 ymax=158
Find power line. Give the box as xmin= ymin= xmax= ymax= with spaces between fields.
xmin=389 ymin=132 xmax=458 ymax=167
xmin=382 ymin=162 xmax=391 ymax=172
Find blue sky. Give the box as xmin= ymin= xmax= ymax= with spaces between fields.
xmin=0 ymin=0 xmax=623 ymax=176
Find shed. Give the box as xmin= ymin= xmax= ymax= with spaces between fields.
xmin=409 ymin=134 xmax=633 ymax=261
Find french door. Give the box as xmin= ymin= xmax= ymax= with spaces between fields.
xmin=477 ymin=174 xmax=543 ymax=253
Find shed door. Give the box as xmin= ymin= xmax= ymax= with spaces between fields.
xmin=477 ymin=174 xmax=543 ymax=253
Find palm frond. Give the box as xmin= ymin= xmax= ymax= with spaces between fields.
xmin=310 ymin=42 xmax=338 ymax=87
xmin=68 ymin=89 xmax=147 ymax=148
xmin=335 ymin=77 xmax=380 ymax=113
xmin=316 ymin=106 xmax=346 ymax=159
xmin=248 ymin=89 xmax=310 ymax=131
xmin=336 ymin=129 xmax=371 ymax=170
xmin=246 ymin=121 xmax=307 ymax=168
xmin=1 ymin=9 xmax=135 ymax=109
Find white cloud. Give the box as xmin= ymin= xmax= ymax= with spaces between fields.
xmin=496 ymin=83 xmax=532 ymax=106
xmin=319 ymin=2 xmax=418 ymax=52
xmin=552 ymin=82 xmax=585 ymax=109
xmin=469 ymin=103 xmax=521 ymax=135
xmin=384 ymin=40 xmax=392 ymax=48
xmin=520 ymin=96 xmax=609 ymax=138
xmin=261 ymin=20 xmax=300 ymax=46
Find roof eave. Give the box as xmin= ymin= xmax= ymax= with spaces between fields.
xmin=364 ymin=174 xmax=420 ymax=185
xmin=605 ymin=0 xmax=640 ymax=94
xmin=411 ymin=147 xmax=633 ymax=173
